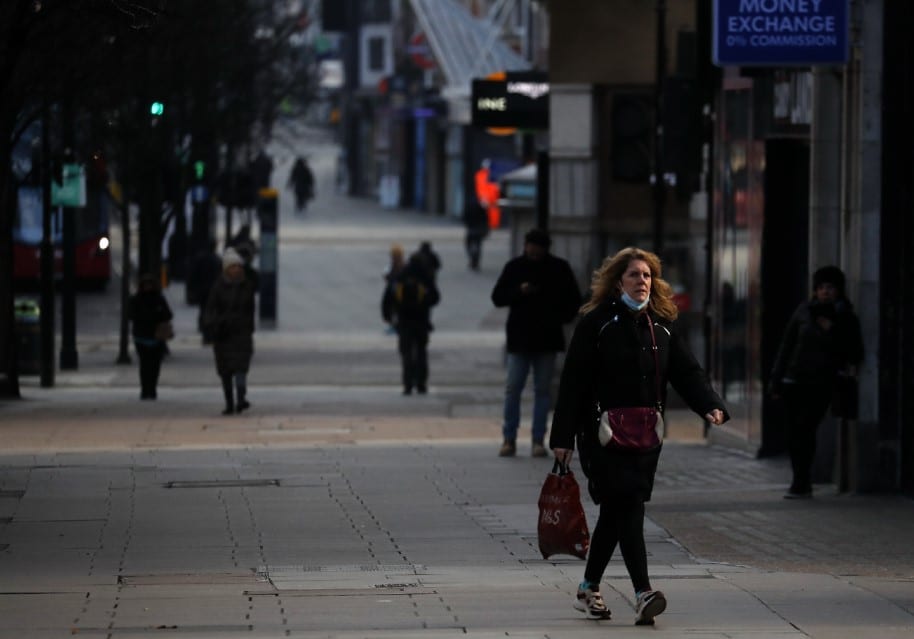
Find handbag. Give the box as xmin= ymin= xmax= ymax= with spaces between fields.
xmin=154 ymin=321 xmax=174 ymax=342
xmin=537 ymin=460 xmax=590 ymax=560
xmin=597 ymin=317 xmax=664 ymax=451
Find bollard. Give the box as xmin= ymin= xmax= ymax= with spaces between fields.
xmin=14 ymin=298 xmax=41 ymax=375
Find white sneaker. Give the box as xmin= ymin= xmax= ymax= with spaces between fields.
xmin=634 ymin=589 xmax=666 ymax=625
xmin=573 ymin=586 xmax=611 ymax=620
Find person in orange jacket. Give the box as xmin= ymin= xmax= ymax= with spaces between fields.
xmin=475 ymin=159 xmax=501 ymax=230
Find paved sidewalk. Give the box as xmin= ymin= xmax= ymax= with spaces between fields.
xmin=2 ymin=389 xmax=913 ymax=638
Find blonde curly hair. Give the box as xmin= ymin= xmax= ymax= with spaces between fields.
xmin=580 ymin=247 xmax=678 ymax=321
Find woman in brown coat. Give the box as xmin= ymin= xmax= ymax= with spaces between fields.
xmin=203 ymin=248 xmax=256 ymax=414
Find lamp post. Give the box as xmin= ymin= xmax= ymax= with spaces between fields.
xmin=116 ymin=114 xmax=132 ymax=365
xmin=39 ymin=104 xmax=55 ymax=386
xmin=59 ymin=101 xmax=78 ymax=371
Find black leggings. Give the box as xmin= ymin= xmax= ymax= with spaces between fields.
xmin=783 ymin=382 xmax=833 ymax=492
xmin=398 ymin=330 xmax=429 ymax=391
xmin=584 ymin=500 xmax=650 ymax=593
xmin=135 ymin=341 xmax=164 ymax=398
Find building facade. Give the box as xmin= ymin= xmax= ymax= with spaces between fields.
xmin=545 ymin=0 xmax=911 ymax=494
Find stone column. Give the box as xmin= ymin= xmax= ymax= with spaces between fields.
xmin=548 ymin=83 xmax=602 ymax=288
xmin=808 ymin=69 xmax=843 ymax=271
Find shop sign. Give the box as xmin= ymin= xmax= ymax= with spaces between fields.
xmin=713 ymin=0 xmax=849 ymax=66
xmin=471 ymin=71 xmax=549 ymax=130
xmin=51 ymin=163 xmax=86 ymax=208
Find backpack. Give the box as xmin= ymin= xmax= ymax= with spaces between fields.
xmin=395 ymin=276 xmax=427 ymax=312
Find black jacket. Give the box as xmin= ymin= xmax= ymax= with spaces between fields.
xmin=549 ymin=298 xmax=728 ymax=503
xmin=128 ymin=290 xmax=173 ymax=341
xmin=382 ymin=262 xmax=440 ymax=334
xmin=491 ymin=253 xmax=581 ymax=353
xmin=770 ymin=297 xmax=863 ymax=390
xmin=203 ymin=275 xmax=257 ymax=375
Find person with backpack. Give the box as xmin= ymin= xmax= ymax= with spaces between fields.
xmin=382 ymin=254 xmax=440 ymax=395
xmin=128 ymin=273 xmax=173 ymax=400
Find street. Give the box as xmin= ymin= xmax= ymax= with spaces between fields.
xmin=1 ymin=124 xmax=913 ymax=638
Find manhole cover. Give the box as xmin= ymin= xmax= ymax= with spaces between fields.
xmin=258 ymin=563 xmax=423 ymax=576
xmin=119 ymin=573 xmax=265 ymax=586
xmin=164 ymin=479 xmax=279 ymax=489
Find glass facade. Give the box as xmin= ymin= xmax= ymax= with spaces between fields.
xmin=711 ymin=80 xmax=765 ymax=447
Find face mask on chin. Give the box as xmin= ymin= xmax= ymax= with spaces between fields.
xmin=621 ymin=292 xmax=649 ymax=311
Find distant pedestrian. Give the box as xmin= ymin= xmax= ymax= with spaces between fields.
xmin=491 ymin=229 xmax=582 ymax=457
xmin=203 ymin=248 xmax=257 ymax=415
xmin=475 ymin=158 xmax=501 ymax=230
xmin=383 ymin=244 xmax=406 ymax=284
xmin=287 ymin=156 xmax=315 ymax=213
xmin=769 ymin=265 xmax=863 ymax=499
xmin=413 ymin=241 xmax=441 ymax=283
xmin=463 ymin=197 xmax=488 ymax=271
xmin=381 ymin=244 xmax=406 ymax=333
xmin=382 ymin=254 xmax=440 ymax=395
xmin=228 ymin=223 xmax=256 ymax=256
xmin=251 ymin=150 xmax=273 ymax=190
xmin=550 ymin=246 xmax=729 ymax=625
xmin=128 ymin=273 xmax=173 ymax=400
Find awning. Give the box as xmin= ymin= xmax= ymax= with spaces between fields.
xmin=408 ymin=0 xmax=531 ymax=100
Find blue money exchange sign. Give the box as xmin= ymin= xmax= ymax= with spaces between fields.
xmin=713 ymin=0 xmax=849 ymax=66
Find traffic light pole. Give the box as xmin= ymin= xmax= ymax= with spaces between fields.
xmin=39 ymin=105 xmax=55 ymax=386
xmin=59 ymin=104 xmax=78 ymax=370
xmin=116 ymin=126 xmax=132 ymax=365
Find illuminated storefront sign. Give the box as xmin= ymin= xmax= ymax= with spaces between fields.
xmin=713 ymin=0 xmax=849 ymax=66
xmin=471 ymin=72 xmax=549 ymax=129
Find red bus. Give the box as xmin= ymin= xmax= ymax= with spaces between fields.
xmin=13 ymin=186 xmax=111 ymax=289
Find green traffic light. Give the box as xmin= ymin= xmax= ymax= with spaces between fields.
xmin=150 ymin=101 xmax=164 ymax=116
xmin=194 ymin=161 xmax=205 ymax=180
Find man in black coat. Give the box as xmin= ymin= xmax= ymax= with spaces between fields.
xmin=491 ymin=228 xmax=582 ymax=457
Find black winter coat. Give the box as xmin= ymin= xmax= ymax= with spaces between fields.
xmin=128 ymin=290 xmax=172 ymax=341
xmin=381 ymin=263 xmax=440 ymax=334
xmin=770 ymin=297 xmax=863 ymax=390
xmin=203 ymin=275 xmax=256 ymax=376
xmin=491 ymin=253 xmax=581 ymax=353
xmin=549 ymin=298 xmax=729 ymax=503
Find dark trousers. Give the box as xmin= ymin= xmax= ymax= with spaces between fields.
xmin=135 ymin=341 xmax=164 ymax=399
xmin=465 ymin=228 xmax=485 ymax=269
xmin=398 ymin=329 xmax=429 ymax=391
xmin=585 ymin=500 xmax=650 ymax=593
xmin=221 ymin=373 xmax=247 ymax=410
xmin=783 ymin=382 xmax=833 ymax=492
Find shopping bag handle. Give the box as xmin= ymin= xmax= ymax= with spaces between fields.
xmin=551 ymin=459 xmax=570 ymax=476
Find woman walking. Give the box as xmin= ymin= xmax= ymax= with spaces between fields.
xmin=769 ymin=265 xmax=864 ymax=498
xmin=203 ymin=248 xmax=257 ymax=415
xmin=550 ymin=247 xmax=728 ymax=625
xmin=127 ymin=273 xmax=173 ymax=400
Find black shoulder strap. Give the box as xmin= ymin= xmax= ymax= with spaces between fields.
xmin=646 ymin=317 xmax=663 ymax=411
